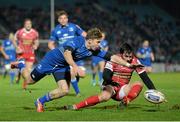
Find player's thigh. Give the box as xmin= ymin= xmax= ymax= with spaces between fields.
xmin=53 ymin=67 xmax=71 ymax=88
xmin=25 ymin=61 xmax=34 ymax=70
xmin=120 ymin=84 xmax=131 ymax=95
xmin=29 ymin=68 xmax=46 ymax=84
xmin=98 ymin=61 xmax=105 ymax=71
xmin=99 ymin=85 xmax=114 ymax=101
xmin=57 ymin=79 xmax=69 ymax=92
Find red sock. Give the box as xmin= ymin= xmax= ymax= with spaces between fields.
xmin=127 ymin=83 xmax=142 ymax=102
xmin=75 ymin=95 xmax=100 ymax=109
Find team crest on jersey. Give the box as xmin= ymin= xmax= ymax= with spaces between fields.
xmin=22 ymin=33 xmax=26 ymax=36
xmin=57 ymin=31 xmax=61 ymax=34
xmin=69 ymin=27 xmax=74 ymax=32
xmin=6 ymin=41 xmax=10 ymax=45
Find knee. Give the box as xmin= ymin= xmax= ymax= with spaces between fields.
xmin=61 ymin=88 xmax=69 ymax=96
xmin=99 ymin=93 xmax=111 ymax=102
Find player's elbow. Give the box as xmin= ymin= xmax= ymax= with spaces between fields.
xmin=48 ymin=41 xmax=55 ymax=50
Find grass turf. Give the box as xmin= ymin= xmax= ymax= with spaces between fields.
xmin=0 ymin=72 xmax=180 ymax=121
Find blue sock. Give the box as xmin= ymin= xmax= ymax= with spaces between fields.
xmin=98 ymin=71 xmax=103 ymax=85
xmin=71 ymin=78 xmax=80 ymax=95
xmin=9 ymin=71 xmax=15 ymax=84
xmin=39 ymin=93 xmax=52 ymax=105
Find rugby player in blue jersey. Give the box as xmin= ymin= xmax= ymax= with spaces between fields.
xmin=136 ymin=40 xmax=155 ymax=73
xmin=91 ymin=33 xmax=108 ymax=86
xmin=11 ymin=28 xmax=143 ymax=112
xmin=0 ymin=33 xmax=16 ymax=84
xmin=48 ymin=10 xmax=87 ymax=96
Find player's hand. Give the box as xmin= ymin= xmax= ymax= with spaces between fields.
xmin=129 ymin=64 xmax=144 ymax=69
xmin=16 ymin=47 xmax=23 ymax=54
xmin=33 ymin=45 xmax=38 ymax=50
xmin=77 ymin=67 xmax=86 ymax=78
xmin=4 ymin=54 xmax=9 ymax=60
xmin=71 ymin=64 xmax=79 ymax=76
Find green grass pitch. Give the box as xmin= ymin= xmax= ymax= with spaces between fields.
xmin=0 ymin=72 xmax=180 ymax=121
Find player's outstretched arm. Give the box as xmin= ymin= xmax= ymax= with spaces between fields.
xmin=64 ymin=49 xmax=78 ymax=76
xmin=139 ymin=71 xmax=156 ymax=89
xmin=110 ymin=55 xmax=131 ymax=67
xmin=33 ymin=39 xmax=39 ymax=50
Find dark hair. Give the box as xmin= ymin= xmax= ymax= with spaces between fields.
xmin=24 ymin=18 xmax=32 ymax=23
xmin=119 ymin=43 xmax=133 ymax=54
xmin=57 ymin=10 xmax=68 ymax=17
xmin=86 ymin=28 xmax=102 ymax=40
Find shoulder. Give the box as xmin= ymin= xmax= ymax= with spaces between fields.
xmin=132 ymin=56 xmax=141 ymax=64
xmin=75 ymin=36 xmax=85 ymax=44
xmin=16 ymin=28 xmax=24 ymax=34
xmin=69 ymin=23 xmax=81 ymax=29
xmin=68 ymin=22 xmax=76 ymax=26
xmin=31 ymin=28 xmax=39 ymax=34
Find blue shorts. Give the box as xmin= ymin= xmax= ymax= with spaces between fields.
xmin=91 ymin=56 xmax=105 ymax=67
xmin=31 ymin=62 xmax=71 ymax=82
xmin=139 ymin=59 xmax=152 ymax=67
xmin=76 ymin=60 xmax=85 ymax=66
xmin=30 ymin=67 xmax=71 ymax=82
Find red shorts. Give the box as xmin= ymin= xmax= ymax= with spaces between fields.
xmin=111 ymin=82 xmax=127 ymax=101
xmin=17 ymin=53 xmax=35 ymax=63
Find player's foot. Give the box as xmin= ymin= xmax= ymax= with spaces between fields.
xmin=91 ymin=80 xmax=96 ymax=86
xmin=35 ymin=99 xmax=44 ymax=112
xmin=11 ymin=59 xmax=25 ymax=69
xmin=64 ymin=105 xmax=76 ymax=110
xmin=76 ymin=93 xmax=81 ymax=97
xmin=119 ymin=97 xmax=129 ymax=109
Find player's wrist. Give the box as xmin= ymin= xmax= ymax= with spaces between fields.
xmin=125 ymin=63 xmax=131 ymax=67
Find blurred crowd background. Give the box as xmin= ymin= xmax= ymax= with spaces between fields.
xmin=0 ymin=0 xmax=180 ymax=64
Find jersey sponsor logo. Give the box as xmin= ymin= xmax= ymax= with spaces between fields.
xmin=69 ymin=27 xmax=74 ymax=32
xmin=22 ymin=40 xmax=33 ymax=45
xmin=63 ymin=33 xmax=68 ymax=37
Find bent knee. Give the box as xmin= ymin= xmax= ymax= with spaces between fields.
xmin=61 ymin=88 xmax=69 ymax=95
xmin=99 ymin=92 xmax=112 ymax=102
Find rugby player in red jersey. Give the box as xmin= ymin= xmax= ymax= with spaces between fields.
xmin=65 ymin=43 xmax=156 ymax=110
xmin=12 ymin=18 xmax=39 ymax=89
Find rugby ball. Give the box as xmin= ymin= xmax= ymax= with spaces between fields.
xmin=144 ymin=90 xmax=165 ymax=104
xmin=77 ymin=66 xmax=86 ymax=78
